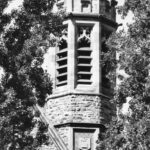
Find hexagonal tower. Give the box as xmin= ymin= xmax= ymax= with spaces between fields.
xmin=44 ymin=0 xmax=118 ymax=150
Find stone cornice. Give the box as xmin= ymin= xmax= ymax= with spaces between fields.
xmin=47 ymin=92 xmax=111 ymax=100
xmin=65 ymin=12 xmax=118 ymax=28
xmin=54 ymin=122 xmax=106 ymax=131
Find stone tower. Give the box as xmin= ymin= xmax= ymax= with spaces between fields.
xmin=42 ymin=0 xmax=118 ymax=150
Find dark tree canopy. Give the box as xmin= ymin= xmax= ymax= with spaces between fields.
xmin=0 ymin=0 xmax=63 ymax=149
xmin=97 ymin=0 xmax=150 ymax=150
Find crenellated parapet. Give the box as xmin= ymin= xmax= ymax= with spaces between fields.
xmin=56 ymin=0 xmax=117 ymax=21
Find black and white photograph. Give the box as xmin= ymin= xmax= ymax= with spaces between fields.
xmin=0 ymin=0 xmax=149 ymax=150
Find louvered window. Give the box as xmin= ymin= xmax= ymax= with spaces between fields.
xmin=77 ymin=26 xmax=92 ymax=85
xmin=56 ymin=38 xmax=68 ymax=87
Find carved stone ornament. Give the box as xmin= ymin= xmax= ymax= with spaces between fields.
xmin=78 ymin=26 xmax=91 ymax=44
xmin=79 ymin=137 xmax=91 ymax=150
xmin=58 ymin=28 xmax=68 ymax=49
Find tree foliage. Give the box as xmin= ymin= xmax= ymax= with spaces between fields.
xmin=0 ymin=0 xmax=63 ymax=149
xmin=97 ymin=0 xmax=150 ymax=149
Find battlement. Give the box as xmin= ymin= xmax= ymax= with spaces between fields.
xmin=56 ymin=0 xmax=117 ymax=21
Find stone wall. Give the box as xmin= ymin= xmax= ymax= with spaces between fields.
xmin=44 ymin=94 xmax=113 ymax=125
xmin=44 ymin=94 xmax=102 ymax=125
xmin=42 ymin=94 xmax=114 ymax=150
xmin=56 ymin=127 xmax=70 ymax=147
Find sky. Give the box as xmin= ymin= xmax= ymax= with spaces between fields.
xmin=4 ymin=0 xmax=23 ymax=14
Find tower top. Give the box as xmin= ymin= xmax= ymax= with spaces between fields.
xmin=57 ymin=0 xmax=117 ymax=21
xmin=52 ymin=0 xmax=118 ymax=96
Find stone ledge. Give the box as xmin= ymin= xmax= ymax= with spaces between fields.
xmin=65 ymin=13 xmax=118 ymax=28
xmin=47 ymin=92 xmax=110 ymax=100
xmin=54 ymin=122 xmax=106 ymax=131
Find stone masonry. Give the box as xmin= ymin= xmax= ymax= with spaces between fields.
xmin=40 ymin=0 xmax=118 ymax=150
xmin=42 ymin=93 xmax=115 ymax=149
